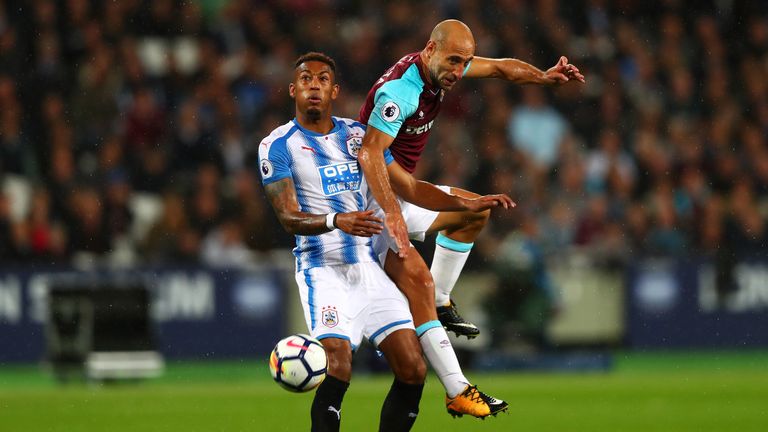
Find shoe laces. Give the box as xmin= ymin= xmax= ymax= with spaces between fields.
xmin=463 ymin=386 xmax=486 ymax=404
xmin=472 ymin=387 xmax=503 ymax=405
xmin=441 ymin=302 xmax=468 ymax=323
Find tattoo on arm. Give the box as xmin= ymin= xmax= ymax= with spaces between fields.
xmin=265 ymin=179 xmax=330 ymax=235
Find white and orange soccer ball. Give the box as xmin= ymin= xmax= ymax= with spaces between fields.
xmin=269 ymin=334 xmax=327 ymax=392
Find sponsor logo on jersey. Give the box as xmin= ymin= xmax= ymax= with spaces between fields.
xmin=404 ymin=120 xmax=434 ymax=135
xmin=318 ymin=161 xmax=361 ymax=196
xmin=346 ymin=136 xmax=362 ymax=157
xmin=260 ymin=160 xmax=274 ymax=178
xmin=381 ymin=101 xmax=400 ymax=122
xmin=322 ymin=306 xmax=339 ymax=328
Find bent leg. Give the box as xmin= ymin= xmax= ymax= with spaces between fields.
xmin=383 ymin=247 xmax=437 ymax=327
xmin=377 ymin=329 xmax=426 ymax=432
xmin=312 ymin=338 xmax=352 ymax=432
xmin=427 ymin=187 xmax=490 ymax=241
xmin=382 ymin=250 xmax=470 ymax=397
xmin=428 ymin=188 xmax=489 ymax=331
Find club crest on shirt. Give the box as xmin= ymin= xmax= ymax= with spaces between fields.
xmin=346 ymin=136 xmax=362 ymax=157
xmin=381 ymin=101 xmax=400 ymax=122
xmin=260 ymin=159 xmax=274 ymax=178
xmin=321 ymin=306 xmax=339 ymax=328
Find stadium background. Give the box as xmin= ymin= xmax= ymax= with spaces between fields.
xmin=1 ymin=0 xmax=767 ymax=430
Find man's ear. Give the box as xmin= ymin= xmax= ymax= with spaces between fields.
xmin=288 ymin=83 xmax=295 ymax=98
xmin=330 ymin=84 xmax=339 ymax=100
xmin=424 ymin=40 xmax=437 ymax=59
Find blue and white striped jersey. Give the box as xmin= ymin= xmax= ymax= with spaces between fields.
xmin=259 ymin=117 xmax=393 ymax=271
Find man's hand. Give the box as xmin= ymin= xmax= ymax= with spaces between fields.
xmin=385 ymin=211 xmax=410 ymax=258
xmin=544 ymin=56 xmax=585 ymax=85
xmin=335 ymin=210 xmax=383 ymax=237
xmin=462 ymin=194 xmax=517 ymax=213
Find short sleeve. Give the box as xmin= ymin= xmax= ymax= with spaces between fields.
xmin=368 ymin=81 xmax=418 ymax=138
xmin=258 ymin=139 xmax=292 ymax=185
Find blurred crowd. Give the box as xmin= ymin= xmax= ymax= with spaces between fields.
xmin=1 ymin=0 xmax=767 ymax=269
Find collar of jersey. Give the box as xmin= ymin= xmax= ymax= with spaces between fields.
xmin=292 ymin=117 xmax=340 ymax=137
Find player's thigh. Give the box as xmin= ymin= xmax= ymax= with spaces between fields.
xmin=357 ymin=262 xmax=424 ymax=382
xmin=382 ymin=248 xmax=435 ymax=299
xmin=382 ymin=248 xmax=436 ymax=325
xmin=294 ymin=267 xmax=364 ymax=347
xmin=360 ymin=261 xmax=416 ymax=344
xmin=378 ymin=329 xmax=426 ymax=384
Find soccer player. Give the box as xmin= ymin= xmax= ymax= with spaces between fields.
xmin=358 ymin=19 xmax=584 ymax=339
xmin=260 ymin=52 xmax=423 ymax=432
xmin=260 ymin=53 xmax=511 ymax=430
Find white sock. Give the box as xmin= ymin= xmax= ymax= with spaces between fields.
xmin=417 ymin=321 xmax=469 ymax=398
xmin=431 ymin=234 xmax=472 ymax=307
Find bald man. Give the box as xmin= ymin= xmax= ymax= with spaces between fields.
xmin=357 ymin=19 xmax=583 ymax=417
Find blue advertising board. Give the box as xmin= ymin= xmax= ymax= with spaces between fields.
xmin=0 ymin=267 xmax=286 ymax=362
xmin=627 ymin=259 xmax=768 ymax=348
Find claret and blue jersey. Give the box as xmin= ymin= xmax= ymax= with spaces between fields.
xmin=258 ymin=117 xmax=394 ymax=271
xmin=358 ymin=52 xmax=471 ymax=173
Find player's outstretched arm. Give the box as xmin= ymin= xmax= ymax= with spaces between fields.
xmin=358 ymin=126 xmax=410 ymax=256
xmin=387 ymin=159 xmax=516 ymax=212
xmin=264 ymin=178 xmax=383 ymax=237
xmin=465 ymin=55 xmax=584 ymax=85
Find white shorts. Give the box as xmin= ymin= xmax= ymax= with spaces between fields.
xmin=295 ymin=262 xmax=414 ymax=349
xmin=366 ymin=185 xmax=448 ymax=265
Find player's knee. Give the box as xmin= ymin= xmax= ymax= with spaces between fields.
xmin=326 ymin=354 xmax=352 ymax=381
xmin=399 ymin=266 xmax=435 ymax=298
xmin=409 ymin=264 xmax=435 ymax=291
xmin=411 ymin=356 xmax=427 ymax=383
xmin=394 ymin=353 xmax=427 ymax=384
xmin=323 ymin=341 xmax=352 ymax=380
xmin=468 ymin=208 xmax=491 ymax=228
xmin=418 ymin=272 xmax=435 ymax=294
xmin=411 ymin=270 xmax=435 ymax=308
xmin=479 ymin=208 xmax=491 ymax=223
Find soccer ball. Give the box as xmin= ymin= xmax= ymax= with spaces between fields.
xmin=269 ymin=334 xmax=327 ymax=392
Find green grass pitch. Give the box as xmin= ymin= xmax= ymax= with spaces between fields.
xmin=1 ymin=351 xmax=767 ymax=431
